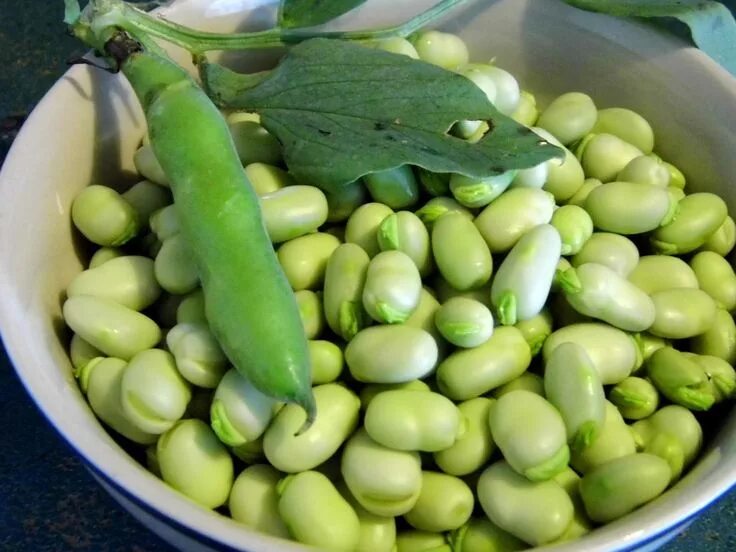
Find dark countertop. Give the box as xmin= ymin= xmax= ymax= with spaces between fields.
xmin=2 ymin=1 xmax=736 ymax=551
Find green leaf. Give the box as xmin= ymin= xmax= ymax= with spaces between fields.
xmin=278 ymin=0 xmax=368 ymax=29
xmin=201 ymin=39 xmax=562 ymax=191
xmin=564 ymin=0 xmax=736 ymax=77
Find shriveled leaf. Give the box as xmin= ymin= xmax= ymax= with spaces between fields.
xmin=564 ymin=0 xmax=736 ymax=76
xmin=201 ymin=38 xmax=562 ymax=191
xmin=279 ymin=0 xmax=367 ymax=29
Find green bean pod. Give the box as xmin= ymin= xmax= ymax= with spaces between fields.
xmin=260 ymin=185 xmax=328 ymax=243
xmin=585 ymin=182 xmax=674 ymax=234
xmin=449 ymin=171 xmax=515 ymax=208
xmin=544 ymin=343 xmax=606 ymax=451
xmin=617 ymin=155 xmax=670 ymax=187
xmin=325 ymin=180 xmax=369 ymax=223
xmin=473 ymin=188 xmax=556 ymax=253
xmin=570 ymin=401 xmax=637 ymax=474
xmin=278 ymin=471 xmax=360 ymax=551
xmin=572 ymin=232 xmax=639 ymax=276
xmin=434 ymin=397 xmax=494 ymax=476
xmin=564 ymin=262 xmax=656 ymax=332
xmin=544 ymin=323 xmax=641 ymax=384
xmin=449 ymin=518 xmax=526 ymax=552
xmin=345 ymin=202 xmax=395 ymax=257
xmin=489 ymin=390 xmax=570 ymax=481
xmin=652 ymin=193 xmax=728 ymax=254
xmin=342 ymin=428 xmax=423 ymax=517
xmin=700 ymin=215 xmax=736 ymax=256
xmin=491 ymin=224 xmax=561 ymax=325
xmin=365 ymin=390 xmax=464 ymax=452
xmin=432 ymin=213 xmax=493 ymax=291
xmin=404 ymin=471 xmax=474 ymax=532
xmin=264 ymin=383 xmax=360 ymax=472
xmin=591 ymin=107 xmax=654 ymax=153
xmin=647 ymin=347 xmax=715 ymax=411
xmin=364 ymin=166 xmax=420 ymax=209
xmin=377 ymin=211 xmax=433 ymax=277
xmin=579 ymin=133 xmax=643 ymax=182
xmin=82 ymin=357 xmax=157 ymax=444
xmin=627 ymin=255 xmax=699 ymax=295
xmin=609 ymin=376 xmax=659 ymax=420
xmin=72 ymin=185 xmax=140 ymax=246
xmin=157 ymin=419 xmax=233 ymax=508
xmin=63 ymin=295 xmax=161 ymax=360
xmin=346 ymin=325 xmax=438 ymax=383
xmin=244 ymin=162 xmax=295 ymax=195
xmin=210 ymin=368 xmax=277 ymax=447
xmin=323 ymin=243 xmax=371 ymax=340
xmin=166 ymin=322 xmax=228 ymax=388
xmin=537 ymin=92 xmax=597 ymax=145
xmin=649 ymin=288 xmax=717 ymax=339
xmin=363 ymin=250 xmax=422 ymax=324
xmin=437 ymin=326 xmax=531 ymax=400
xmin=690 ymin=251 xmax=736 ymax=312
xmin=67 ymin=255 xmax=161 ymax=311
xmin=134 ymin=144 xmax=169 ymax=186
xmin=434 ymin=297 xmax=494 ymax=348
xmin=691 ymin=308 xmax=736 ymax=364
xmin=415 ymin=196 xmax=474 ymax=228
xmin=229 ymin=464 xmax=289 ymax=538
xmin=580 ymin=453 xmax=670 ymax=523
xmin=477 ymin=460 xmax=574 ymax=546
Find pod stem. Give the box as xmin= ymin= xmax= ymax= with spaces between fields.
xmin=294 ymin=392 xmax=318 ymax=436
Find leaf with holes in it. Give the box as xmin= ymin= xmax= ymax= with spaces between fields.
xmin=201 ymin=38 xmax=562 ymax=192
xmin=564 ymin=0 xmax=736 ymax=77
xmin=278 ymin=0 xmax=368 ymax=29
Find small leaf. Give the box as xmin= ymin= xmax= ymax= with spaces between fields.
xmin=564 ymin=0 xmax=736 ymax=77
xmin=202 ymin=39 xmax=562 ymax=191
xmin=279 ymin=0 xmax=368 ymax=29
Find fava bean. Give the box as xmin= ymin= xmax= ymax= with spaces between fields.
xmin=700 ymin=215 xmax=736 ymax=256
xmin=325 ymin=180 xmax=369 ymax=223
xmin=72 ymin=185 xmax=139 ymax=246
xmin=416 ymin=168 xmax=450 ymax=197
xmin=149 ymin=204 xmax=179 ymax=241
xmin=63 ymin=295 xmax=161 ymax=360
xmin=591 ymin=108 xmax=654 ymax=153
xmin=122 ymin=180 xmax=171 ymax=222
xmin=260 ymin=186 xmax=328 ymax=243
xmin=579 ymin=133 xmax=642 ymax=182
xmin=434 ymin=297 xmax=494 ymax=348
xmin=544 ymin=323 xmax=641 ymax=385
xmin=432 ymin=213 xmax=493 ymax=291
xmin=434 ymin=397 xmax=494 ymax=476
xmin=532 ymin=128 xmax=585 ymax=202
xmin=413 ymin=30 xmax=469 ymax=69
xmin=514 ymin=309 xmax=553 ymax=356
xmin=572 ymin=232 xmax=639 ymax=276
xmin=415 ymin=196 xmax=473 ymax=227
xmin=647 ymin=347 xmax=715 ymax=411
xmin=565 ymin=178 xmax=602 ymax=207
xmin=632 ymin=405 xmax=703 ymax=466
xmin=373 ymin=36 xmax=419 ymax=58
xmin=643 ymin=431 xmax=685 ymax=482
xmin=511 ymin=160 xmax=549 ymax=189
xmin=635 ymin=333 xmax=669 ymax=363
xmin=359 ymin=380 xmax=431 ymax=410
xmin=609 ymin=376 xmax=659 ymax=420
xmin=405 ymin=472 xmax=474 ymax=532
xmin=244 ymin=162 xmax=295 ymax=195
xmin=335 ymin=482 xmax=397 ymax=552
xmin=378 ymin=211 xmax=433 ymax=276
xmin=89 ymin=246 xmax=124 ymax=268
xmin=450 ymin=518 xmax=525 ymax=552
xmin=346 ymin=325 xmax=438 ymax=383
xmin=345 ymin=202 xmax=395 ymax=257
xmin=229 ymin=120 xmax=281 ymax=165
xmin=649 ymin=288 xmax=717 ymax=339
xmin=157 ymin=419 xmax=233 ymax=508
xmin=155 ymin=234 xmax=199 ymax=294
xmin=166 ymin=322 xmax=228 ymax=388
xmin=474 ymin=188 xmax=555 ymax=253
xmin=342 ymin=429 xmax=423 ymax=517
xmin=396 ymin=531 xmax=449 ymax=552
xmin=264 ymin=383 xmax=360 ymax=472
xmin=364 ymin=166 xmax=420 ymax=209
xmin=571 ymin=401 xmax=637 ymax=474
xmin=466 ymin=64 xmax=520 ymax=115
xmin=210 ymin=368 xmax=277 ymax=447
xmin=323 ymin=243 xmax=370 ymax=340
xmin=309 ymin=340 xmax=344 ymax=384
xmin=688 ymin=354 xmax=736 ymax=403
xmin=627 ymin=255 xmax=699 ymax=295
xmin=70 ymin=334 xmax=102 ymax=373
xmin=652 ymin=192 xmax=728 ymax=254
xmin=551 ymin=204 xmax=593 ymax=255
xmin=365 ymin=390 xmax=464 ymax=452
xmin=691 ymin=308 xmax=736 ymax=364
xmin=229 ymin=464 xmax=289 ymax=539
xmin=511 ymin=89 xmax=539 ymax=127
xmin=616 ymin=155 xmax=669 ymax=187
xmin=477 ymin=461 xmax=573 ymax=546
xmin=537 ymin=92 xmax=597 ymax=145
xmin=585 ymin=182 xmax=673 ymax=234
xmin=491 ymin=372 xmax=545 ymax=398
xmin=363 ymin=250 xmax=422 ymax=323
xmin=690 ymin=251 xmax=736 ymax=312
xmin=449 ymin=171 xmax=515 ymax=208
xmin=176 ymin=288 xmax=206 ymax=324
xmin=580 ymin=453 xmax=670 ymax=523
xmin=134 ymin=145 xmax=169 ymax=186
xmin=277 ymin=232 xmax=341 ymax=291
xmin=295 ymin=289 xmax=325 ymax=339
xmin=437 ymin=326 xmax=531 ymax=400
xmin=277 ymin=471 xmax=360 ymax=551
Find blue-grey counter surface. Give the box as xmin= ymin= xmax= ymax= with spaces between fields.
xmin=1 ymin=1 xmax=736 ymax=550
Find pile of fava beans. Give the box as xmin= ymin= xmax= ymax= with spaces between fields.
xmin=61 ymin=31 xmax=736 ymax=552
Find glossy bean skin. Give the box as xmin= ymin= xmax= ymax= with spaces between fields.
xmin=579 ymin=133 xmax=642 ymax=182
xmin=434 ymin=297 xmax=494 ymax=348
xmin=700 ymin=215 xmax=736 ymax=256
xmin=437 ymin=326 xmax=531 ymax=400
xmin=309 ymin=340 xmax=344 ymax=384
xmin=359 ymin=380 xmax=430 ymax=411
xmin=71 ymin=185 xmax=139 ymax=246
xmin=544 ymin=323 xmax=641 ymax=385
xmin=491 ymin=372 xmax=545 ymax=398
xmin=378 ymin=211 xmax=433 ymax=277
xmin=244 ymin=162 xmax=294 ymax=195
xmin=572 ymin=232 xmax=639 ymax=277
xmin=691 ymin=308 xmax=736 ymax=364
xmin=396 ymin=531 xmax=449 ymax=552
xmin=323 ymin=243 xmax=371 ymax=341
xmin=337 ymin=482 xmax=397 ymax=552
xmin=278 ymin=471 xmax=361 ymax=551
xmin=465 ymin=64 xmax=521 ymax=115
xmin=342 ymin=429 xmax=423 ymax=517
xmin=260 ymin=185 xmax=329 ymax=243
xmin=363 ymin=250 xmax=422 ymax=324
xmin=69 ymin=334 xmax=102 ymax=374
xmin=570 ymin=401 xmax=637 ymax=474
xmin=346 ymin=325 xmax=438 ymax=383
xmin=489 ymin=390 xmax=570 ymax=481
xmin=345 ymin=202 xmax=395 ymax=257
xmin=415 ymin=197 xmax=473 ymax=228
xmin=584 ymin=182 xmax=673 ymax=234
xmin=514 ymin=309 xmax=554 ymax=357
xmin=449 ymin=518 xmax=526 ymax=552
xmin=565 ymin=178 xmax=602 ymax=207
xmin=533 ymin=128 xmax=585 ymax=202
xmin=537 ymin=92 xmax=597 ymax=145
xmin=134 ymin=145 xmax=169 ymax=186
xmin=617 ymin=155 xmax=669 ymax=188
xmin=166 ymin=322 xmax=228 ymax=388
xmin=229 ymin=464 xmax=290 ymax=539
xmin=364 ymin=166 xmax=420 ymax=209
xmin=432 ymin=213 xmax=493 ymax=291
xmin=325 ymin=180 xmax=369 ymax=223
xmin=580 ymin=453 xmax=671 ymax=523
xmin=477 ymin=461 xmax=574 ymax=546
xmin=688 ymin=354 xmax=736 ymax=403
xmin=551 ymin=204 xmax=593 ymax=255
xmin=277 ymin=232 xmax=341 ymax=291
xmin=649 ymin=288 xmax=717 ymax=339
xmin=154 ymin=234 xmax=199 ymax=294
xmin=296 ymin=289 xmax=325 ymax=339
xmin=632 ymin=405 xmax=703 ymax=467
xmin=413 ymin=30 xmax=469 ymax=69
xmin=690 ymin=251 xmax=736 ymax=312
xmin=449 ymin=171 xmax=515 ymax=208
xmin=511 ymin=89 xmax=539 ymax=127
xmin=627 ymin=255 xmax=699 ymax=295
xmin=647 ymin=347 xmax=715 ymax=411
xmin=405 ymin=287 xmax=449 ymax=358
xmin=544 ymin=343 xmax=606 ymax=451
xmin=434 ymin=397 xmax=495 ymax=476
xmin=228 ymin=120 xmax=282 ymax=165
xmin=651 ymin=193 xmax=728 ymax=254
xmin=609 ymin=377 xmax=659 ymax=420
xmin=264 ymin=383 xmax=360 ymax=473
xmin=404 ymin=471 xmax=474 ymax=532
xmin=364 ymin=390 xmax=464 ymax=452
xmin=591 ymin=107 xmax=654 ymax=153
xmin=122 ymin=180 xmax=171 ymax=222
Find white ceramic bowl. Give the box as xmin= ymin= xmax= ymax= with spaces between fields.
xmin=2 ymin=0 xmax=736 ymax=550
